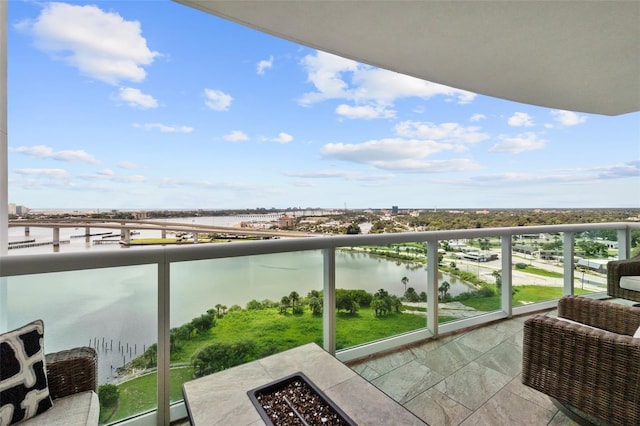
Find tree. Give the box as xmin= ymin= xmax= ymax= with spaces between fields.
xmin=404 ymin=287 xmax=420 ymax=302
xmin=401 ymin=276 xmax=409 ymax=293
xmin=372 ymin=289 xmax=393 ymax=316
xmin=191 ymin=313 xmax=215 ymax=334
xmin=345 ymin=222 xmax=362 ymax=234
xmin=336 ymin=290 xmax=359 ymax=314
xmin=280 ymin=296 xmax=291 ymax=314
xmin=438 ymin=281 xmax=450 ymax=300
xmin=192 ymin=340 xmax=257 ymax=378
xmin=372 ymin=298 xmax=386 ymax=317
xmin=142 ymin=343 xmax=157 ymax=368
xmin=309 ymin=296 xmax=322 ymax=315
xmin=214 ymin=303 xmax=223 ymax=317
xmin=492 ymin=270 xmax=502 ymax=289
xmin=289 ymin=291 xmax=302 ymax=314
xmin=246 ymin=299 xmax=263 ymax=310
xmin=98 ymin=384 xmax=119 ymax=408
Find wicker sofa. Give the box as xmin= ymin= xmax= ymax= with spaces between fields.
xmin=23 ymin=347 xmax=99 ymax=425
xmin=607 ymin=253 xmax=640 ymax=301
xmin=522 ymin=296 xmax=640 ymax=425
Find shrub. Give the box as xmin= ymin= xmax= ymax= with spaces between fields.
xmin=98 ymin=384 xmax=119 ymax=407
xmin=515 ymin=263 xmax=528 ymax=270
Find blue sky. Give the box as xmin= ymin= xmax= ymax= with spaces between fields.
xmin=8 ymin=1 xmax=640 ymax=210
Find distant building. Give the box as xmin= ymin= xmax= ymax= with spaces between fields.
xmin=278 ymin=214 xmax=295 ymax=228
xmin=576 ymin=258 xmax=608 ymax=273
xmin=8 ymin=203 xmax=16 ymax=215
xmin=132 ymin=211 xmax=148 ymax=219
xmin=391 ymin=206 xmax=399 ymax=215
xmin=15 ymin=205 xmax=29 ymax=216
xmin=462 ymin=251 xmax=499 ymax=262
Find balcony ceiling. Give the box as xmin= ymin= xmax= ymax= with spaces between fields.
xmin=174 ymin=0 xmax=640 ymax=116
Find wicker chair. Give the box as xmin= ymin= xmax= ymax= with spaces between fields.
xmin=46 ymin=346 xmax=98 ymax=399
xmin=607 ymin=253 xmax=640 ymax=301
xmin=23 ymin=346 xmax=99 ymax=425
xmin=522 ymin=296 xmax=640 ymax=425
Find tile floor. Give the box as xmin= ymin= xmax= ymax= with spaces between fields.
xmin=346 ymin=310 xmax=581 ymax=426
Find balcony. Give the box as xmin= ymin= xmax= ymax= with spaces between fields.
xmin=1 ymin=221 xmax=638 ymax=425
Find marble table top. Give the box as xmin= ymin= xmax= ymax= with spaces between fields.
xmin=182 ymin=343 xmax=426 ymax=425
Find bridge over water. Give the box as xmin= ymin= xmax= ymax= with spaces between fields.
xmin=8 ymin=218 xmax=319 ymax=249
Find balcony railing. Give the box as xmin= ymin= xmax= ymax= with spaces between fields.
xmin=0 ymin=222 xmax=637 ymax=425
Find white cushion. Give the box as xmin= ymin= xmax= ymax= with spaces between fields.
xmin=620 ymin=276 xmax=640 ymax=292
xmin=554 ymin=316 xmax=600 ymax=331
xmin=20 ymin=391 xmax=99 ymax=426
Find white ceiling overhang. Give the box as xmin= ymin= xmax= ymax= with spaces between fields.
xmin=174 ymin=0 xmax=640 ymax=116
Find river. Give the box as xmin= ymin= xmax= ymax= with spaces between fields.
xmin=4 ymin=215 xmax=475 ymax=383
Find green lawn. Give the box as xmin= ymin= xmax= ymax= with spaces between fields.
xmin=460 ymin=285 xmax=592 ymax=311
xmin=517 ymin=265 xmax=563 ymax=278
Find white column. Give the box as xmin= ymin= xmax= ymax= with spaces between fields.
xmin=0 ymin=1 xmax=8 ymax=332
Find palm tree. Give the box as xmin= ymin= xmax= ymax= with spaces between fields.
xmin=401 ymin=276 xmax=409 ymax=293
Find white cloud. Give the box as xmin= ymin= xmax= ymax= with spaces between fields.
xmin=508 ymin=112 xmax=534 ymax=127
xmin=132 ymin=123 xmax=193 ymax=133
xmin=13 ymin=168 xmax=70 ymax=179
xmin=271 ymin=133 xmax=294 ymax=144
xmin=394 ymin=121 xmax=489 ymax=144
xmin=490 ymin=132 xmax=546 ymax=154
xmin=466 ymin=160 xmax=639 ymax=186
xmin=18 ymin=3 xmax=158 ymax=85
xmin=336 ymin=103 xmax=396 ymax=120
xmin=298 ymin=51 xmax=476 ymax=117
xmin=116 ymin=87 xmax=158 ymax=109
xmin=118 ymin=161 xmax=140 ymax=169
xmin=223 ymin=130 xmax=249 ymax=142
xmin=368 ymin=158 xmax=481 ymax=173
xmin=97 ymin=169 xmax=114 ymax=176
xmin=10 ymin=145 xmax=99 ymax=164
xmin=322 ymin=138 xmax=451 ymax=163
xmin=284 ymin=170 xmax=395 ymax=181
xmin=284 ymin=170 xmax=358 ymax=179
xmin=470 ymin=113 xmax=486 ymax=122
xmin=204 ymin=88 xmax=233 ymax=111
xmin=257 ymin=56 xmax=274 ymax=75
xmin=551 ymin=110 xmax=588 ymax=126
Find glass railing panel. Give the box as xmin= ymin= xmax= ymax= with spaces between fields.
xmin=510 ymin=232 xmax=570 ymax=305
xmin=438 ymin=236 xmax=502 ymax=323
xmin=1 ymin=265 xmax=157 ymax=425
xmin=168 ymin=250 xmax=324 ymax=403
xmin=335 ymin=244 xmax=428 ymax=348
xmin=575 ymin=228 xmax=617 ymax=295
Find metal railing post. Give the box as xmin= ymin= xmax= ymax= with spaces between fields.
xmin=426 ymin=240 xmax=438 ymax=338
xmin=157 ymin=260 xmax=170 ymax=425
xmin=618 ymin=228 xmax=631 ymax=260
xmin=323 ymin=247 xmax=336 ymax=355
xmin=501 ymin=235 xmax=512 ymax=317
xmin=563 ymin=232 xmax=575 ymax=295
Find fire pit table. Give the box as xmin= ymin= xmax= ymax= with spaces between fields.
xmin=182 ymin=343 xmax=426 ymax=425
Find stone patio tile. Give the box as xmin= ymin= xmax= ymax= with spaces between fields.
xmin=474 ymin=340 xmax=522 ymax=378
xmin=434 ymin=362 xmax=511 ymax=410
xmin=326 ymin=375 xmax=427 ymax=425
xmin=459 ymin=386 xmax=556 ymax=426
xmin=371 ymin=360 xmax=444 ymax=404
xmin=404 ymin=388 xmax=472 ymax=426
xmin=454 ymin=325 xmax=509 ymax=353
xmin=352 ymin=346 xmax=416 ymax=376
xmin=504 ymin=374 xmax=556 ymax=412
xmin=416 ymin=340 xmax=482 ymax=377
